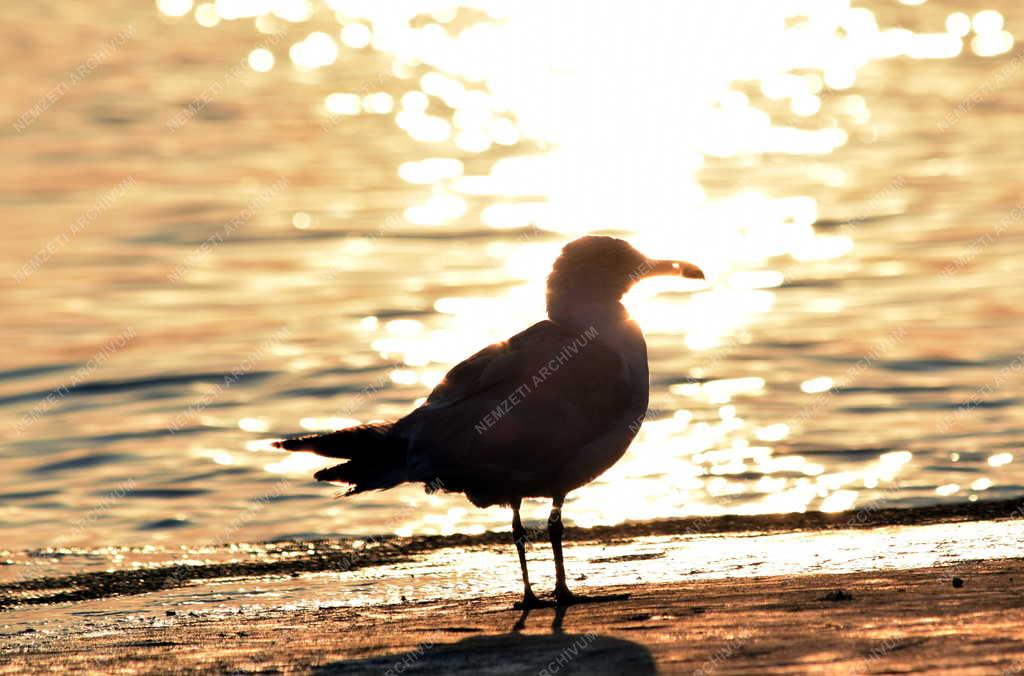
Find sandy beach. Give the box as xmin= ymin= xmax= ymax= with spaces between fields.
xmin=4 ymin=500 xmax=1024 ymax=674
xmin=3 ymin=558 xmax=1023 ymax=674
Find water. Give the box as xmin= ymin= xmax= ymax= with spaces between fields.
xmin=3 ymin=0 xmax=1024 ymax=557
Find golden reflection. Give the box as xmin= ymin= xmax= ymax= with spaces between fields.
xmin=398 ymin=158 xmax=463 ymax=184
xmin=289 ymin=31 xmax=339 ymax=69
xmin=403 ymin=191 xmax=467 ymax=225
xmin=971 ymin=29 xmax=1015 ymax=57
xmin=395 ymin=110 xmax=451 ymax=143
xmin=247 ymin=47 xmax=275 ymax=71
xmin=157 ymin=0 xmax=193 ymax=18
xmin=195 ymin=3 xmax=220 ymax=27
xmin=340 ymin=22 xmax=371 ymax=48
xmin=238 ymin=416 xmax=270 ymax=433
xmin=265 ymin=451 xmax=328 ymax=475
xmin=988 ymin=453 xmax=1013 ymax=467
xmin=325 ymin=92 xmax=360 ymax=115
xmin=946 ymin=12 xmax=972 ymax=37
xmin=800 ymin=377 xmax=833 ymax=394
xmin=820 ymin=490 xmax=858 ymax=512
xmin=972 ymin=9 xmax=1005 ymax=33
xmin=363 ymin=92 xmax=394 ymax=114
xmin=180 ymin=0 xmax=1009 ymax=534
xmin=754 ymin=423 xmax=789 ymax=442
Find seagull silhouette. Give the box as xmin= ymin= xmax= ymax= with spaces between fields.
xmin=274 ymin=236 xmax=705 ymax=608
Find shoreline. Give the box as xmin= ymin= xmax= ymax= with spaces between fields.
xmin=3 ymin=498 xmax=1024 ymax=673
xmin=3 ymin=557 xmax=1023 ymax=673
xmin=3 ymin=496 xmax=1024 ymax=611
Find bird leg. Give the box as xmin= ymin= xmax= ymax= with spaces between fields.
xmin=548 ymin=496 xmax=576 ymax=605
xmin=511 ymin=500 xmax=552 ymax=610
xmin=549 ymin=495 xmax=630 ymax=607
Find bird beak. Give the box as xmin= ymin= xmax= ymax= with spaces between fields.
xmin=644 ymin=259 xmax=705 ymax=280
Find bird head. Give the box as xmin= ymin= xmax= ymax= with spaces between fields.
xmin=546 ymin=236 xmax=704 ymax=320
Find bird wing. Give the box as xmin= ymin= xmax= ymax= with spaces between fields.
xmin=393 ymin=320 xmax=634 ymax=487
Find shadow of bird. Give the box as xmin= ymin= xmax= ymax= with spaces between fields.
xmin=310 ymin=632 xmax=656 ymax=675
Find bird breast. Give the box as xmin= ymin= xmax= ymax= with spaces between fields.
xmin=555 ymin=320 xmax=650 ymax=491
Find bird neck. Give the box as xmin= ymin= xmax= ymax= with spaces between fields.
xmin=547 ymin=295 xmax=630 ymax=332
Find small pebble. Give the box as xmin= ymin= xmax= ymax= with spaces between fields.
xmin=952 ymin=576 xmax=964 ymax=588
xmin=165 ymin=610 xmax=176 ymax=616
xmin=822 ymin=589 xmax=853 ymax=602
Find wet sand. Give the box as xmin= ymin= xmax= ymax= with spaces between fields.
xmin=3 ymin=499 xmax=1024 ymax=674
xmin=3 ymin=497 xmax=1023 ymax=610
xmin=3 ymin=558 xmax=1023 ymax=674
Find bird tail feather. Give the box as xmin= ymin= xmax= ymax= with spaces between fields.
xmin=272 ymin=422 xmax=407 ymax=493
xmin=272 ymin=423 xmax=391 ymax=457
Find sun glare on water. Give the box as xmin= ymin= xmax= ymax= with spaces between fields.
xmin=156 ymin=0 xmax=1014 ymax=534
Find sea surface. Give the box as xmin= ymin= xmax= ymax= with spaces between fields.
xmin=3 ymin=0 xmax=1023 ymax=566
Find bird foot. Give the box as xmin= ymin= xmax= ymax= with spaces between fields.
xmin=554 ymin=588 xmax=630 ymax=607
xmin=513 ymin=591 xmax=555 ymax=610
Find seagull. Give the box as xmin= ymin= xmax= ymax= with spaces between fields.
xmin=274 ymin=236 xmax=704 ymax=608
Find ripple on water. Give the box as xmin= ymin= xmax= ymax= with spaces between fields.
xmin=123 ymin=489 xmax=210 ymax=499
xmin=30 ymin=454 xmax=134 ymax=475
xmin=0 ymin=490 xmax=60 ymax=501
xmin=136 ymin=518 xmax=192 ymax=531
